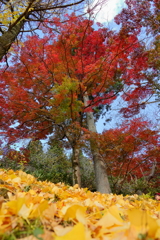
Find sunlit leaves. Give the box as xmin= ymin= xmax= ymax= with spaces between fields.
xmin=49 ymin=77 xmax=83 ymax=122
xmin=0 ymin=0 xmax=32 ymax=29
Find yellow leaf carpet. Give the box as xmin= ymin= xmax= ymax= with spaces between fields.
xmin=0 ymin=169 xmax=159 ymax=239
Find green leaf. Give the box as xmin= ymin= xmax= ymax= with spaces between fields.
xmin=33 ymin=228 xmax=44 ymax=240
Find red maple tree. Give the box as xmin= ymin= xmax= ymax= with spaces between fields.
xmin=115 ymin=0 xmax=159 ymax=117
xmin=1 ymin=14 xmax=151 ymax=141
xmin=0 ymin=13 xmax=157 ymax=191
xmin=94 ymin=118 xmax=160 ymax=191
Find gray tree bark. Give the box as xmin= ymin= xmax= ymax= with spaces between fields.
xmin=65 ymin=130 xmax=81 ymax=187
xmin=83 ymin=94 xmax=111 ymax=193
xmin=72 ymin=146 xmax=81 ymax=187
xmin=0 ymin=20 xmax=25 ymax=61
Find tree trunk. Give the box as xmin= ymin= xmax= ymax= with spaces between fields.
xmin=0 ymin=20 xmax=25 ymax=61
xmin=65 ymin=129 xmax=81 ymax=187
xmin=83 ymin=94 xmax=111 ymax=193
xmin=72 ymin=145 xmax=81 ymax=187
xmin=145 ymin=160 xmax=157 ymax=181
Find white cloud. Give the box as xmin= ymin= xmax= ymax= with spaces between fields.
xmin=90 ymin=0 xmax=125 ymax=23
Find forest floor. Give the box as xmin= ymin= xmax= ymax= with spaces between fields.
xmin=0 ymin=169 xmax=159 ymax=240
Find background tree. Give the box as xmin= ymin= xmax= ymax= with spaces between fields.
xmin=114 ymin=0 xmax=160 ymax=116
xmin=0 ymin=144 xmax=30 ymax=169
xmin=26 ymin=140 xmax=72 ymax=184
xmin=94 ymin=118 xmax=160 ymax=194
xmin=78 ymin=151 xmax=96 ymax=190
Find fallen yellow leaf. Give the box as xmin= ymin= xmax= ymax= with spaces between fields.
xmin=155 ymin=228 xmax=160 ymax=239
xmin=63 ymin=204 xmax=86 ymax=221
xmin=54 ymin=225 xmax=73 ymax=236
xmin=55 ymin=223 xmax=86 ymax=240
xmin=96 ymin=211 xmax=123 ymax=228
xmin=127 ymin=208 xmax=159 ymax=238
xmin=76 ymin=207 xmax=87 ymax=224
xmin=18 ymin=203 xmax=33 ymax=218
xmin=7 ymin=198 xmax=25 ymax=215
xmin=108 ymin=205 xmax=124 ymax=222
xmin=30 ymin=200 xmax=49 ymax=218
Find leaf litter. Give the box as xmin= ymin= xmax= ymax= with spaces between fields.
xmin=0 ymin=169 xmax=159 ymax=240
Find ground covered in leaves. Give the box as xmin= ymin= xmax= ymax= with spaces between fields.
xmin=0 ymin=169 xmax=159 ymax=240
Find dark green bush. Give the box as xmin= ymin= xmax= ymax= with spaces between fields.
xmin=109 ymin=175 xmax=160 ymax=197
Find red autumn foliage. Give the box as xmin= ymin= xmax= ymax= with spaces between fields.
xmin=115 ymin=0 xmax=159 ymax=117
xmin=115 ymin=0 xmax=159 ymax=36
xmin=0 ymin=14 xmax=153 ymax=143
xmin=95 ymin=118 xmax=160 ymax=180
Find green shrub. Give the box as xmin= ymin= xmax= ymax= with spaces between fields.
xmin=0 ymin=157 xmax=21 ymax=171
xmin=25 ymin=141 xmax=72 ymax=185
xmin=109 ymin=175 xmax=160 ymax=197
